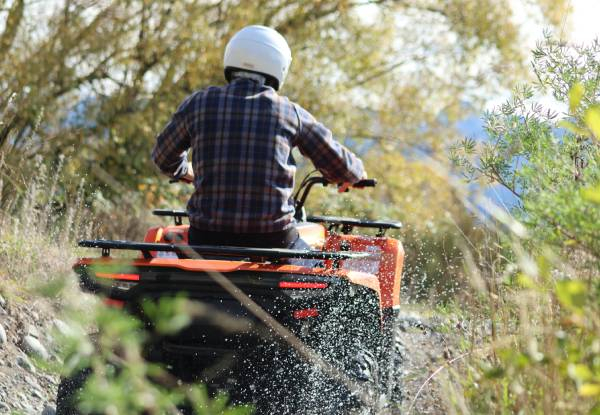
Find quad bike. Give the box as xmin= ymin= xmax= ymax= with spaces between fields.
xmin=57 ymin=175 xmax=404 ymax=414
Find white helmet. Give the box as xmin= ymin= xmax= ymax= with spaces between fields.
xmin=223 ymin=25 xmax=292 ymax=90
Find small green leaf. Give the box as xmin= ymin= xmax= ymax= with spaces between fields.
xmin=516 ymin=273 xmax=535 ymax=289
xmin=568 ymin=363 xmax=593 ymax=382
xmin=557 ymin=120 xmax=587 ymax=136
xmin=584 ymin=106 xmax=600 ymax=140
xmin=555 ymin=280 xmax=587 ymax=313
xmin=569 ymin=82 xmax=584 ymax=113
xmin=581 ymin=186 xmax=600 ymax=204
xmin=579 ymin=383 xmax=600 ymax=397
xmin=483 ymin=366 xmax=505 ymax=379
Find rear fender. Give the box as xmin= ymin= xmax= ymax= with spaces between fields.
xmin=143 ymin=225 xmax=190 ymax=257
xmin=324 ymin=234 xmax=404 ymax=313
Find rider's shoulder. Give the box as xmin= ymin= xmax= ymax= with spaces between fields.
xmin=176 ymin=86 xmax=224 ymax=110
xmin=286 ymin=99 xmax=316 ymax=123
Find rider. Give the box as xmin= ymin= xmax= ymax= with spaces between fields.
xmin=152 ymin=25 xmax=366 ymax=249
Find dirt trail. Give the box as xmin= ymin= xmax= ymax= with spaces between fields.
xmin=391 ymin=310 xmax=460 ymax=415
xmin=0 ymin=294 xmax=59 ymax=414
xmin=0 ymin=290 xmax=455 ymax=415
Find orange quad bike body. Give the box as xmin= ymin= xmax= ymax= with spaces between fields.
xmin=75 ymin=218 xmax=404 ymax=330
xmin=63 ymin=176 xmax=404 ymax=413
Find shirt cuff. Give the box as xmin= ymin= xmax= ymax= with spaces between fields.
xmin=171 ymin=152 xmax=189 ymax=178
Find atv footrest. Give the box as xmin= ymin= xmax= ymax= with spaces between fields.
xmin=78 ymin=239 xmax=372 ymax=263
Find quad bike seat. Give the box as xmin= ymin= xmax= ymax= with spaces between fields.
xmin=153 ymin=209 xmax=327 ymax=249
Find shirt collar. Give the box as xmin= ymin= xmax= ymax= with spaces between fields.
xmin=231 ymin=71 xmax=266 ymax=87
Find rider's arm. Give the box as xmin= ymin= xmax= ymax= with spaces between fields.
xmin=292 ymin=104 xmax=366 ymax=183
xmin=152 ymin=107 xmax=192 ymax=180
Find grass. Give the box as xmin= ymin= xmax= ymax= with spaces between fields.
xmin=1 ymin=152 xmax=598 ymax=414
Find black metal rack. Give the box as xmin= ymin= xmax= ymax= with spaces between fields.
xmin=307 ymin=215 xmax=402 ymax=237
xmin=152 ymin=209 xmax=188 ymax=225
xmin=78 ymin=239 xmax=371 ymax=263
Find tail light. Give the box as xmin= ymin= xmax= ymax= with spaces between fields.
xmin=279 ymin=281 xmax=328 ymax=289
xmin=103 ymin=298 xmax=124 ymax=308
xmin=95 ymin=272 xmax=140 ymax=281
xmin=293 ymin=308 xmax=319 ymax=319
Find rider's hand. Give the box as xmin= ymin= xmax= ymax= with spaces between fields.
xmin=182 ymin=162 xmax=194 ymax=183
xmin=337 ymin=183 xmax=351 ymax=193
xmin=337 ymin=171 xmax=367 ymax=193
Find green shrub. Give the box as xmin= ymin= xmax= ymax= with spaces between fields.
xmin=451 ymin=34 xmax=600 ymax=258
xmin=450 ymin=34 xmax=600 ymax=414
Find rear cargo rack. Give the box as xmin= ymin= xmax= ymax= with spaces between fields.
xmin=152 ymin=210 xmax=402 ymax=237
xmin=78 ymin=239 xmax=371 ymax=265
xmin=307 ymin=215 xmax=402 ymax=236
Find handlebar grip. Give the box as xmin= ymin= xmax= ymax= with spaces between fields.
xmin=169 ymin=177 xmax=193 ymax=184
xmin=352 ymin=179 xmax=377 ymax=188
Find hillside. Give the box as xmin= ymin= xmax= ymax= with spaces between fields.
xmin=0 ymin=291 xmax=58 ymax=414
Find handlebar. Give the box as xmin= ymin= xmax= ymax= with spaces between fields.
xmin=349 ymin=178 xmax=377 ymax=188
xmin=168 ymin=173 xmax=376 ymax=222
xmin=170 ymin=175 xmax=375 ymax=188
xmin=293 ymin=176 xmax=377 ymax=220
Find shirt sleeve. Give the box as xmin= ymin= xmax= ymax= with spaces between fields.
xmin=151 ymin=104 xmax=191 ymax=178
xmin=292 ymin=104 xmax=365 ymax=183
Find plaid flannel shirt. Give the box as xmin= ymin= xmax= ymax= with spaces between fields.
xmin=152 ymin=78 xmax=365 ymax=233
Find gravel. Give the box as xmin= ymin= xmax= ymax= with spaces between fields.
xmin=391 ymin=311 xmax=457 ymax=414
xmin=21 ymin=335 xmax=50 ymax=361
xmin=16 ymin=354 xmax=36 ymax=373
xmin=52 ymin=319 xmax=72 ymax=337
xmin=0 ymin=295 xmax=59 ymax=414
xmin=42 ymin=405 xmax=57 ymax=415
xmin=0 ymin=323 xmax=7 ymax=345
xmin=27 ymin=324 xmax=41 ymax=339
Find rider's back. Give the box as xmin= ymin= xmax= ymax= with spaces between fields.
xmin=153 ymin=77 xmax=365 ymax=235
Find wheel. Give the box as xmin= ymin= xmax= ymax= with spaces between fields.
xmin=378 ymin=313 xmax=406 ymax=412
xmin=55 ymin=368 xmax=91 ymax=415
xmin=286 ymin=286 xmax=385 ymax=414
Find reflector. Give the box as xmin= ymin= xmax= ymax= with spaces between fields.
xmin=103 ymin=298 xmax=124 ymax=308
xmin=293 ymin=308 xmax=319 ymax=319
xmin=278 ymin=281 xmax=328 ymax=289
xmin=96 ymin=272 xmax=140 ymax=281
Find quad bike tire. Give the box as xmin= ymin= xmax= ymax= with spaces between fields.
xmin=283 ymin=289 xmax=385 ymax=415
xmin=55 ymin=368 xmax=91 ymax=415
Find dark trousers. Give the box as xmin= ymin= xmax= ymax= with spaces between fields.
xmin=188 ymin=226 xmax=300 ymax=249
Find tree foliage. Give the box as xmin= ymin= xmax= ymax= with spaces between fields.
xmin=449 ymin=35 xmax=600 ymax=414
xmin=0 ymin=0 xmax=568 ymax=190
xmin=0 ymin=0 xmax=571 ymax=298
xmin=451 ymin=34 xmax=600 ymax=257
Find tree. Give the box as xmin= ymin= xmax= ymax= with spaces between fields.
xmin=451 ymin=34 xmax=600 ymax=257
xmin=0 ymin=0 xmax=570 ymax=191
xmin=0 ymin=0 xmax=571 ymax=292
